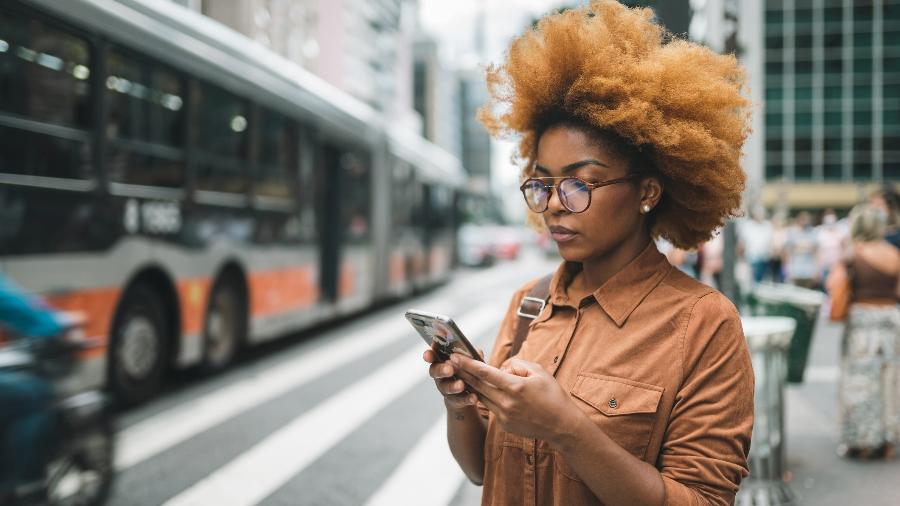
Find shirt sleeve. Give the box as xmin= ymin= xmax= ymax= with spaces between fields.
xmin=476 ymin=282 xmax=537 ymax=420
xmin=659 ymin=292 xmax=754 ymax=506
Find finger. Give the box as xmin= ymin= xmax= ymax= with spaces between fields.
xmin=452 ymin=353 xmax=514 ymax=390
xmin=455 ymin=367 xmax=504 ymax=403
xmin=423 ymin=349 xmax=436 ymax=363
xmin=436 ymin=378 xmax=467 ymax=396
xmin=429 ymin=361 xmax=456 ymax=379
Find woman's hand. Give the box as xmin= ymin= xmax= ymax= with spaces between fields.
xmin=451 ymin=353 xmax=585 ymax=446
xmin=424 ymin=345 xmax=478 ymax=410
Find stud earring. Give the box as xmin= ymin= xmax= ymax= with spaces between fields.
xmin=641 ymin=204 xmax=652 ymax=214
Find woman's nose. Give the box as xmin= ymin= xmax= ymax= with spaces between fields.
xmin=546 ymin=186 xmax=568 ymax=214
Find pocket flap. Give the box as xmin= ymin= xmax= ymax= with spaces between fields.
xmin=571 ymin=374 xmax=663 ymax=416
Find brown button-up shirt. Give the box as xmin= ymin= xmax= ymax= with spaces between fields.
xmin=479 ymin=243 xmax=754 ymax=506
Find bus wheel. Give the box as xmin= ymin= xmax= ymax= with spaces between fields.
xmin=201 ymin=277 xmax=243 ymax=372
xmin=109 ymin=285 xmax=167 ymax=406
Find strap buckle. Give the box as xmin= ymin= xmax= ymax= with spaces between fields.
xmin=516 ymin=296 xmax=546 ymax=320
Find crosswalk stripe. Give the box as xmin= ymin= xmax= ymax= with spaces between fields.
xmin=115 ymin=316 xmax=411 ymax=470
xmin=161 ymin=302 xmax=503 ymax=506
xmin=364 ymin=416 xmax=467 ymax=506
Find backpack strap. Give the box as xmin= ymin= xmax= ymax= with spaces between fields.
xmin=509 ymin=273 xmax=554 ymax=359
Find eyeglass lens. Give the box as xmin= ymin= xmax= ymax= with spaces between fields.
xmin=522 ymin=178 xmax=591 ymax=213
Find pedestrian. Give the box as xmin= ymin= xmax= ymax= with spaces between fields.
xmin=815 ymin=208 xmax=846 ymax=285
xmin=827 ymin=205 xmax=900 ymax=460
xmin=738 ymin=206 xmax=773 ymax=283
xmin=769 ymin=212 xmax=789 ymax=282
xmin=869 ymin=186 xmax=900 ymax=250
xmin=785 ymin=211 xmax=820 ymax=289
xmin=423 ymin=2 xmax=754 ymax=504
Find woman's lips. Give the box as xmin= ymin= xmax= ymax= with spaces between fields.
xmin=549 ymin=226 xmax=578 ymax=243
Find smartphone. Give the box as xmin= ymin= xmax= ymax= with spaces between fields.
xmin=404 ymin=309 xmax=483 ymax=362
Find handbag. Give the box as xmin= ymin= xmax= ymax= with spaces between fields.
xmin=826 ymin=260 xmax=853 ymax=322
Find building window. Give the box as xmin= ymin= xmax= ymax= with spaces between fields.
xmin=795 ymin=163 xmax=813 ymax=180
xmin=854 ymin=31 xmax=873 ymax=48
xmin=766 ymin=35 xmax=784 ymax=50
xmin=854 ymin=163 xmax=872 ymax=180
xmin=854 ymin=4 xmax=874 ymax=22
xmin=824 ymin=6 xmax=842 ymax=24
xmin=854 ymin=109 xmax=873 ymax=126
xmin=824 ymin=163 xmax=843 ymax=180
xmin=885 ymin=109 xmax=900 ymax=127
xmin=766 ymin=87 xmax=784 ymax=100
xmin=766 ymin=164 xmax=784 ymax=180
xmin=795 ymin=86 xmax=813 ymax=100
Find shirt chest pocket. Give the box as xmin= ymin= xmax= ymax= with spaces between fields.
xmin=570 ymin=373 xmax=664 ymax=460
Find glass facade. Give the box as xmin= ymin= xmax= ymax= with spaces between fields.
xmin=763 ymin=0 xmax=900 ymax=182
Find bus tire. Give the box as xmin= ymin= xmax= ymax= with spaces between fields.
xmin=200 ymin=275 xmax=244 ymax=373
xmin=109 ymin=285 xmax=167 ymax=406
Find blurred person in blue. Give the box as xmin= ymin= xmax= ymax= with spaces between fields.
xmin=784 ymin=211 xmax=820 ymax=289
xmin=0 ymin=273 xmax=64 ymax=503
xmin=738 ymin=206 xmax=773 ymax=283
xmin=827 ymin=205 xmax=900 ymax=460
xmin=870 ymin=186 xmax=900 ymax=250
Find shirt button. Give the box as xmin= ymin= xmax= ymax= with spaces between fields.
xmin=608 ymin=398 xmax=618 ymax=409
xmin=527 ymin=455 xmax=535 ymax=465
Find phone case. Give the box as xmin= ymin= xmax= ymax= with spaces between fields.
xmin=404 ymin=309 xmax=482 ymax=361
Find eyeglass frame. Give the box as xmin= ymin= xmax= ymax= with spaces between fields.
xmin=519 ymin=174 xmax=641 ymax=213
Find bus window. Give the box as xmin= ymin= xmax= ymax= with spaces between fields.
xmin=391 ymin=161 xmax=414 ymax=229
xmin=106 ymin=48 xmax=186 ymax=188
xmin=0 ymin=7 xmax=92 ymax=180
xmin=255 ymin=108 xmax=296 ymax=200
xmin=340 ymin=152 xmax=371 ymax=241
xmin=192 ymin=81 xmax=248 ymax=194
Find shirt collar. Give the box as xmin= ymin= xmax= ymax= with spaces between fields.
xmin=547 ymin=241 xmax=672 ymax=327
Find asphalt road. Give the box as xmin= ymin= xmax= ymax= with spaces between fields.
xmin=108 ymin=251 xmax=558 ymax=506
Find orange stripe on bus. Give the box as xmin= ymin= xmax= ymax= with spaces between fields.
xmin=247 ymin=265 xmax=318 ymax=317
xmin=389 ymin=252 xmax=405 ymax=285
xmin=338 ymin=261 xmax=355 ymax=298
xmin=45 ymin=287 xmax=120 ymax=346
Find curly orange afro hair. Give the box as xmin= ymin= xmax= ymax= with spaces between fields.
xmin=479 ymin=0 xmax=751 ymax=249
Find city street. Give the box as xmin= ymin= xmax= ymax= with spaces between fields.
xmin=109 ymin=252 xmax=557 ymax=506
xmin=105 ymin=252 xmax=900 ymax=506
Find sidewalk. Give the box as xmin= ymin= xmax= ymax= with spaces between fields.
xmin=783 ymin=310 xmax=900 ymax=504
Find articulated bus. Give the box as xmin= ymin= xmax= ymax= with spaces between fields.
xmin=0 ymin=0 xmax=465 ymax=404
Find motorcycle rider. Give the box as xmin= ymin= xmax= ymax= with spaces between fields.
xmin=0 ymin=273 xmax=65 ymax=503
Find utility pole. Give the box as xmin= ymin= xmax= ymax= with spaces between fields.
xmin=719 ymin=0 xmax=742 ymax=306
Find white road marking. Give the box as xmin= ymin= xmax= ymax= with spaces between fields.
xmin=364 ymin=416 xmax=467 ymax=506
xmin=115 ymin=316 xmax=410 ymax=470
xmin=161 ymin=303 xmax=502 ymax=506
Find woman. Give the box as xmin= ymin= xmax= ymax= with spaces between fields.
xmin=829 ymin=205 xmax=900 ymax=459
xmin=423 ymin=2 xmax=754 ymax=505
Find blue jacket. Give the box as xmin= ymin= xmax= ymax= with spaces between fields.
xmin=0 ymin=274 xmax=63 ymax=339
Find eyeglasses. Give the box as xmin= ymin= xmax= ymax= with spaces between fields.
xmin=519 ymin=175 xmax=639 ymax=213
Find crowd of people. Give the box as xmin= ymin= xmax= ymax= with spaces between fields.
xmin=663 ymin=185 xmax=900 ymax=463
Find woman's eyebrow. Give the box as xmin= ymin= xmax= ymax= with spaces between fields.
xmin=533 ymin=159 xmax=610 ymax=174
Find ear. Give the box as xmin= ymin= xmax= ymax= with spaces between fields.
xmin=640 ymin=176 xmax=663 ymax=211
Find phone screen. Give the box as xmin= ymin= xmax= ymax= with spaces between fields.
xmin=405 ymin=310 xmax=482 ymax=361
